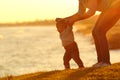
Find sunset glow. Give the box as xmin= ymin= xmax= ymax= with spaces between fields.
xmin=0 ymin=0 xmax=78 ymax=23
xmin=0 ymin=0 xmax=102 ymax=23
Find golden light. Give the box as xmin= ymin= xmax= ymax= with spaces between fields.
xmin=96 ymin=11 xmax=101 ymax=15
xmin=0 ymin=0 xmax=78 ymax=23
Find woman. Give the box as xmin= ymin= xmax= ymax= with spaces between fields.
xmin=61 ymin=0 xmax=120 ymax=67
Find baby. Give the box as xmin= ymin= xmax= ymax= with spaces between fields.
xmin=56 ymin=18 xmax=84 ymax=69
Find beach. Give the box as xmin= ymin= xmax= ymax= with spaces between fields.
xmin=0 ymin=26 xmax=120 ymax=77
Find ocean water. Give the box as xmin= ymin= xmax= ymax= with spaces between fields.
xmin=0 ymin=26 xmax=120 ymax=77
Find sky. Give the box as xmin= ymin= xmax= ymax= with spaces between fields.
xmin=0 ymin=0 xmax=79 ymax=23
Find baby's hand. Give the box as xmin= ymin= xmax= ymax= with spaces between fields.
xmin=56 ymin=18 xmax=68 ymax=33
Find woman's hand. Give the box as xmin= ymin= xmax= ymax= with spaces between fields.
xmin=55 ymin=18 xmax=73 ymax=33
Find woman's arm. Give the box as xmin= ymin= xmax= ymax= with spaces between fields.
xmin=81 ymin=0 xmax=98 ymax=19
xmin=65 ymin=0 xmax=97 ymax=23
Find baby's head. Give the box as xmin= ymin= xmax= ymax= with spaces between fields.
xmin=56 ymin=18 xmax=68 ymax=33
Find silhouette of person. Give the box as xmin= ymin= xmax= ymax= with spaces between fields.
xmin=56 ymin=18 xmax=84 ymax=69
xmin=56 ymin=0 xmax=120 ymax=67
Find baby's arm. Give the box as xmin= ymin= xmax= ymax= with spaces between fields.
xmin=56 ymin=18 xmax=68 ymax=33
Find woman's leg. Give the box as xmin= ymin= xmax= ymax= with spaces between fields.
xmin=92 ymin=4 xmax=120 ymax=64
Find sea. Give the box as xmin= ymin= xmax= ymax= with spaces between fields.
xmin=0 ymin=26 xmax=120 ymax=77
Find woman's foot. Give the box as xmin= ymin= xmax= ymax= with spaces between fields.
xmin=92 ymin=62 xmax=111 ymax=67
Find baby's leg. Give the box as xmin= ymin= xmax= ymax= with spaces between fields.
xmin=63 ymin=49 xmax=72 ymax=69
xmin=70 ymin=42 xmax=84 ymax=68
